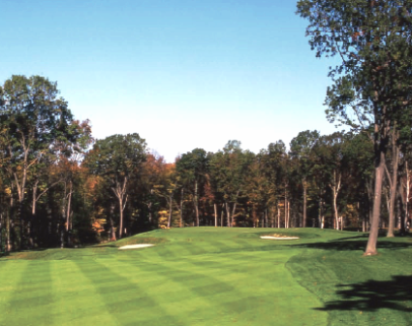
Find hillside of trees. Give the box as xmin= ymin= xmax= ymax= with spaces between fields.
xmin=1 ymin=1 xmax=412 ymax=256
xmin=0 ymin=75 xmax=410 ymax=254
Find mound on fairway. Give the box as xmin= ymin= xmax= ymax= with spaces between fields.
xmin=1 ymin=227 xmax=412 ymax=326
xmin=118 ymin=243 xmax=154 ymax=250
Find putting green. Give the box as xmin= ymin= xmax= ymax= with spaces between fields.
xmin=1 ymin=228 xmax=411 ymax=325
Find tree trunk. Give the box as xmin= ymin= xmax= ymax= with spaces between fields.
xmin=180 ymin=189 xmax=184 ymax=228
xmin=285 ymin=201 xmax=289 ymax=229
xmin=271 ymin=207 xmax=274 ymax=228
xmin=303 ymin=179 xmax=307 ymax=227
xmin=7 ymin=195 xmax=12 ymax=252
xmin=333 ymin=193 xmax=339 ymax=230
xmin=332 ymin=171 xmax=342 ymax=231
xmin=252 ymin=205 xmax=257 ymax=228
xmin=194 ymin=180 xmax=199 ymax=226
xmin=32 ymin=180 xmax=39 ymax=216
xmin=60 ymin=221 xmax=65 ymax=249
xmin=7 ymin=214 xmax=11 ymax=252
xmin=398 ymin=189 xmax=406 ymax=234
xmin=148 ymin=189 xmax=154 ymax=224
xmin=107 ymin=204 xmax=115 ymax=240
xmin=60 ymin=181 xmax=67 ymax=249
xmin=112 ymin=177 xmax=128 ymax=239
xmin=225 ymin=202 xmax=231 ymax=227
xmin=277 ymin=202 xmax=280 ymax=228
xmin=118 ymin=197 xmax=124 ymax=238
xmin=287 ymin=200 xmax=290 ymax=228
xmin=231 ymin=196 xmax=238 ymax=227
xmin=31 ymin=179 xmax=60 ymax=246
xmin=66 ymin=181 xmax=72 ymax=232
xmin=14 ymin=148 xmax=31 ymax=249
xmin=167 ymin=193 xmax=173 ymax=228
xmin=284 ymin=189 xmax=288 ymax=229
xmin=17 ymin=200 xmax=24 ymax=249
xmin=214 ymin=203 xmax=217 ymax=227
xmin=386 ymin=140 xmax=399 ymax=237
xmin=221 ymin=204 xmax=224 ymax=227
xmin=318 ymin=198 xmax=323 ymax=229
xmin=366 ymin=180 xmax=373 ymax=232
xmin=365 ymin=151 xmax=385 ymax=255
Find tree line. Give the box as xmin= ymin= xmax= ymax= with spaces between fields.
xmin=0 ymin=76 xmax=410 ymax=254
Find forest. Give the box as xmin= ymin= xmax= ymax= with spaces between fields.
xmin=2 ymin=2 xmax=412 ymax=325
xmin=0 ymin=74 xmax=410 ymax=254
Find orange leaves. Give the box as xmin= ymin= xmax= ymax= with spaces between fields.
xmin=142 ymin=153 xmax=174 ymax=185
xmin=92 ymin=218 xmax=106 ymax=233
xmin=200 ymin=182 xmax=215 ymax=203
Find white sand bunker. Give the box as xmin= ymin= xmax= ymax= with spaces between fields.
xmin=119 ymin=244 xmax=154 ymax=250
xmin=260 ymin=236 xmax=300 ymax=240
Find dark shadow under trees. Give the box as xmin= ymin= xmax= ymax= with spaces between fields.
xmin=291 ymin=235 xmax=412 ymax=251
xmin=316 ymin=275 xmax=412 ymax=313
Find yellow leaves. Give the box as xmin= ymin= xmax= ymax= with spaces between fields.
xmin=92 ymin=218 xmax=106 ymax=233
xmin=4 ymin=186 xmax=12 ymax=196
xmin=158 ymin=210 xmax=169 ymax=229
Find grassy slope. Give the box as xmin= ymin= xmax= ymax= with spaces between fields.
xmin=0 ymin=228 xmax=411 ymax=326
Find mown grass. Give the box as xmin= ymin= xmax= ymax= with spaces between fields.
xmin=1 ymin=227 xmax=411 ymax=325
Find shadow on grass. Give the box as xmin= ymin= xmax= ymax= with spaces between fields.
xmin=92 ymin=244 xmax=117 ymax=248
xmin=0 ymin=247 xmax=49 ymax=256
xmin=316 ymin=275 xmax=412 ymax=312
xmin=291 ymin=238 xmax=412 ymax=251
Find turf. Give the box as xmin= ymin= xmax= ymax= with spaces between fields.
xmin=1 ymin=228 xmax=412 ymax=325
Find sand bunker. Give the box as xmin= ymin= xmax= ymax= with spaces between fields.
xmin=119 ymin=244 xmax=154 ymax=250
xmin=260 ymin=236 xmax=300 ymax=240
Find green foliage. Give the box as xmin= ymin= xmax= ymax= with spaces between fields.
xmin=297 ymin=0 xmax=412 ymax=136
xmin=87 ymin=133 xmax=146 ymax=179
xmin=290 ymin=130 xmax=320 ymax=178
xmin=297 ymin=0 xmax=412 ymax=251
xmin=84 ymin=133 xmax=147 ymax=238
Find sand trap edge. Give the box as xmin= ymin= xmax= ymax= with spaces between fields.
xmin=119 ymin=244 xmax=154 ymax=250
xmin=260 ymin=236 xmax=300 ymax=240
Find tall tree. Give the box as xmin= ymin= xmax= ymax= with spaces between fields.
xmin=290 ymin=130 xmax=320 ymax=227
xmin=313 ymin=132 xmax=348 ymax=230
xmin=297 ymin=0 xmax=412 ymax=255
xmin=343 ymin=132 xmax=375 ymax=231
xmin=140 ymin=153 xmax=170 ymax=228
xmin=85 ymin=133 xmax=146 ymax=238
xmin=263 ymin=141 xmax=289 ymax=228
xmin=0 ymin=75 xmax=78 ymax=248
xmin=176 ymin=148 xmax=209 ymax=226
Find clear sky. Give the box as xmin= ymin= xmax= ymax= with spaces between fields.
xmin=0 ymin=0 xmax=340 ymax=162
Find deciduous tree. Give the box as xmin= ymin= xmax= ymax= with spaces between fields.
xmin=85 ymin=134 xmax=146 ymax=238
xmin=297 ymin=0 xmax=412 ymax=255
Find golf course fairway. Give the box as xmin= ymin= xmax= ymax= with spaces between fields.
xmin=1 ymin=228 xmax=412 ymax=325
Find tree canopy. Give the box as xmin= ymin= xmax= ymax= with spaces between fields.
xmin=297 ymin=0 xmax=412 ymax=255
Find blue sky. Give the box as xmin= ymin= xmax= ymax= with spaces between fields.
xmin=0 ymin=0 xmax=340 ymax=162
